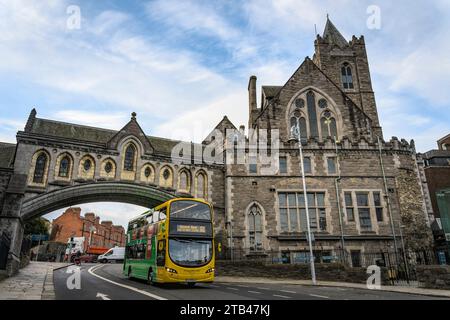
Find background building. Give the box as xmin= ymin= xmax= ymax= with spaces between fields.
xmin=50 ymin=207 xmax=125 ymax=251
xmin=419 ymin=134 xmax=450 ymax=257
xmin=204 ymin=18 xmax=433 ymax=265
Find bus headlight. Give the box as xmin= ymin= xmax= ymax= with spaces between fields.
xmin=166 ymin=267 xmax=177 ymax=273
xmin=205 ymin=268 xmax=214 ymax=273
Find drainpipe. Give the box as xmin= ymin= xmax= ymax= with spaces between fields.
xmin=377 ymin=136 xmax=400 ymax=266
xmin=334 ymin=136 xmax=346 ymax=263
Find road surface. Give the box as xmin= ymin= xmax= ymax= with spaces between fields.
xmin=53 ymin=263 xmax=447 ymax=300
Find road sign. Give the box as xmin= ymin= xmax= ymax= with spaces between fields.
xmin=31 ymin=234 xmax=49 ymax=241
xmin=438 ymin=251 xmax=447 ymax=265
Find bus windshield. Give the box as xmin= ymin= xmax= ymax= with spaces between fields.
xmin=169 ymin=238 xmax=212 ymax=267
xmin=170 ymin=200 xmax=211 ymax=220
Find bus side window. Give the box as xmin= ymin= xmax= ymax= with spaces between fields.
xmin=157 ymin=240 xmax=166 ymax=266
xmin=153 ymin=211 xmax=159 ymax=223
xmin=159 ymin=209 xmax=167 ymax=221
xmin=146 ymin=214 xmax=153 ymax=225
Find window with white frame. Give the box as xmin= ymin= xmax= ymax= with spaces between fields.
xmin=373 ymin=192 xmax=383 ymax=222
xmin=248 ymin=204 xmax=263 ymax=251
xmin=344 ymin=191 xmax=355 ymax=222
xmin=327 ymin=157 xmax=337 ymax=174
xmin=278 ymin=192 xmax=327 ymax=233
xmin=356 ymin=192 xmax=372 ymax=231
xmin=303 ymin=157 xmax=312 ymax=174
xmin=343 ymin=190 xmax=385 ymax=231
xmin=279 ymin=156 xmax=287 ymax=174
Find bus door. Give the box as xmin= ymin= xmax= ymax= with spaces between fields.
xmin=157 ymin=239 xmax=166 ymax=268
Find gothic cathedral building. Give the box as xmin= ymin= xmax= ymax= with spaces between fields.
xmin=0 ymin=19 xmax=434 ymax=273
xmin=205 ymin=18 xmax=433 ymax=263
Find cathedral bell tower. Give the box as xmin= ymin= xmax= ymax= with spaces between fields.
xmin=313 ymin=17 xmax=383 ymax=138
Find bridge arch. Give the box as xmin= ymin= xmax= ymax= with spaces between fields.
xmin=21 ymin=182 xmax=181 ymax=220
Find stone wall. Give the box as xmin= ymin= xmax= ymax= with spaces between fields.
xmin=215 ymin=260 xmax=389 ymax=285
xmin=396 ymin=168 xmax=434 ymax=250
xmin=416 ymin=265 xmax=450 ymax=289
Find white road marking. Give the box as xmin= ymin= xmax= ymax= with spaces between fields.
xmin=256 ymin=287 xmax=270 ymax=290
xmin=226 ymin=287 xmax=239 ymax=291
xmin=309 ymin=294 xmax=330 ymax=299
xmin=236 ymin=284 xmax=250 ymax=288
xmin=280 ymin=290 xmax=297 ymax=294
xmin=88 ymin=265 xmax=167 ymax=300
xmin=248 ymin=290 xmax=262 ymax=294
xmin=273 ymin=294 xmax=291 ymax=299
xmin=96 ymin=292 xmax=111 ymax=300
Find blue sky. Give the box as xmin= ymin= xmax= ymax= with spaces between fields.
xmin=1 ymin=0 xmax=449 ymax=227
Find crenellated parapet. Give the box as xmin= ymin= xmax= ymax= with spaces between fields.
xmin=283 ymin=135 xmax=416 ymax=153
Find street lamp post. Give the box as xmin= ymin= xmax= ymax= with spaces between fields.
xmin=294 ymin=117 xmax=317 ymax=285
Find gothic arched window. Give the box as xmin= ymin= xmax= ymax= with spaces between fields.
xmin=248 ymin=204 xmax=263 ymax=251
xmin=33 ymin=153 xmax=48 ymax=183
xmin=159 ymin=166 xmax=173 ymax=188
xmin=178 ymin=170 xmax=190 ymax=192
xmin=341 ymin=63 xmax=354 ymax=89
xmin=320 ymin=113 xmax=338 ymax=139
xmin=290 ymin=116 xmax=308 ymax=143
xmin=124 ymin=144 xmax=136 ymax=171
xmin=195 ymin=172 xmax=207 ymax=199
xmin=58 ymin=156 xmax=70 ymax=178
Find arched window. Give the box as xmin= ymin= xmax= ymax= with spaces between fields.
xmin=290 ymin=116 xmax=308 ymax=143
xmin=178 ymin=170 xmax=190 ymax=192
xmin=248 ymin=204 xmax=263 ymax=251
xmin=58 ymin=156 xmax=70 ymax=178
xmin=159 ymin=166 xmax=173 ymax=188
xmin=195 ymin=172 xmax=207 ymax=199
xmin=33 ymin=153 xmax=48 ymax=183
xmin=321 ymin=114 xmax=338 ymax=139
xmin=124 ymin=144 xmax=136 ymax=171
xmin=341 ymin=63 xmax=354 ymax=89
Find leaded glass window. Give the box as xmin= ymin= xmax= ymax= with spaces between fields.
xmin=124 ymin=144 xmax=136 ymax=171
xmin=58 ymin=156 xmax=70 ymax=178
xmin=33 ymin=153 xmax=47 ymax=183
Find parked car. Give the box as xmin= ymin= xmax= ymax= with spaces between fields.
xmin=98 ymin=247 xmax=125 ymax=263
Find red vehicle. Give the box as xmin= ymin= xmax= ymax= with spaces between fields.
xmin=74 ymin=247 xmax=110 ymax=264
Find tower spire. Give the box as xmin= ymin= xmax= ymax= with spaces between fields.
xmin=322 ymin=17 xmax=348 ymax=48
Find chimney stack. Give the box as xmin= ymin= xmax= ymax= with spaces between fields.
xmin=248 ymin=76 xmax=257 ymax=129
xmin=248 ymin=75 xmax=257 ymax=112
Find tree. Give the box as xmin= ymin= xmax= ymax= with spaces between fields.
xmin=24 ymin=217 xmax=50 ymax=236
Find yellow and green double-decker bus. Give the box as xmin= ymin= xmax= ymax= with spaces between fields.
xmin=123 ymin=198 xmax=215 ymax=286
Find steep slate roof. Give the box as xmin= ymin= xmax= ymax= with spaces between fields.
xmin=0 ymin=142 xmax=16 ymax=169
xmin=323 ymin=17 xmax=348 ymax=48
xmin=25 ymin=117 xmax=183 ymax=156
xmin=262 ymin=86 xmax=282 ymax=99
xmin=202 ymin=115 xmax=238 ymax=144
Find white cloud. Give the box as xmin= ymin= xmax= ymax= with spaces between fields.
xmin=0 ymin=0 xmax=230 ymax=120
xmin=146 ymin=0 xmax=240 ymax=41
xmin=154 ymin=91 xmax=248 ymax=141
xmin=53 ymin=110 xmax=130 ymax=130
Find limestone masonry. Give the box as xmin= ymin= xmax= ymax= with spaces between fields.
xmin=0 ymin=18 xmax=434 ymax=275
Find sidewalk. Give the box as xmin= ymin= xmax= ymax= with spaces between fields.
xmin=0 ymin=261 xmax=71 ymax=300
xmin=215 ymin=276 xmax=450 ymax=298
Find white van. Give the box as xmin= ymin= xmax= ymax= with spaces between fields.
xmin=98 ymin=247 xmax=125 ymax=263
